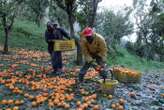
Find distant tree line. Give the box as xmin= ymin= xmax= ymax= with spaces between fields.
xmin=0 ymin=0 xmax=163 ymax=62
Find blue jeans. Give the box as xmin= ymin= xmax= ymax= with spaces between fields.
xmin=79 ymin=56 xmax=107 ymax=82
xmin=51 ymin=51 xmax=62 ymax=72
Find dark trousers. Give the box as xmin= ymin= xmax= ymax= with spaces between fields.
xmin=48 ymin=42 xmax=63 ymax=72
xmin=51 ymin=51 xmax=63 ymax=71
xmin=50 ymin=51 xmax=62 ymax=72
xmin=79 ymin=56 xmax=107 ymax=82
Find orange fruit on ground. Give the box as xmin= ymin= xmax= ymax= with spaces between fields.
xmin=24 ymin=93 xmax=29 ymax=97
xmin=42 ymin=92 xmax=49 ymax=97
xmin=56 ymin=102 xmax=61 ymax=107
xmin=76 ymin=101 xmax=81 ymax=106
xmin=84 ymin=97 xmax=89 ymax=102
xmin=20 ymin=100 xmax=24 ymax=104
xmin=8 ymin=99 xmax=14 ymax=104
xmin=92 ymin=94 xmax=97 ymax=99
xmin=32 ymin=101 xmax=37 ymax=107
xmin=83 ymin=103 xmax=88 ymax=108
xmin=64 ymin=103 xmax=70 ymax=109
xmin=93 ymin=105 xmax=100 ymax=110
xmin=116 ymin=103 xmax=120 ymax=107
xmin=119 ymin=98 xmax=125 ymax=105
xmin=1 ymin=100 xmax=8 ymax=104
xmin=117 ymin=105 xmax=124 ymax=110
xmin=79 ymin=105 xmax=85 ymax=110
xmin=6 ymin=108 xmax=12 ymax=110
xmin=13 ymin=106 xmax=19 ymax=110
xmin=86 ymin=100 xmax=91 ymax=105
xmin=28 ymin=95 xmax=34 ymax=100
xmin=128 ymin=92 xmax=136 ymax=98
xmin=111 ymin=103 xmax=116 ymax=109
xmin=14 ymin=100 xmax=21 ymax=105
xmin=9 ymin=85 xmax=14 ymax=90
xmin=48 ymin=102 xmax=54 ymax=107
xmin=108 ymin=95 xmax=113 ymax=99
xmin=76 ymin=108 xmax=83 ymax=110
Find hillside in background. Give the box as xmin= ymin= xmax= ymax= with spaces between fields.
xmin=0 ymin=20 xmax=163 ymax=72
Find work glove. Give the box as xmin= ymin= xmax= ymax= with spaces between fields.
xmin=98 ymin=64 xmax=108 ymax=82
xmin=88 ymin=60 xmax=97 ymax=68
xmin=48 ymin=39 xmax=54 ymax=43
xmin=99 ymin=69 xmax=107 ymax=80
xmin=67 ymin=36 xmax=71 ymax=40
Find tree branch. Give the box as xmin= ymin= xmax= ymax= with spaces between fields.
xmin=54 ymin=0 xmax=66 ymax=11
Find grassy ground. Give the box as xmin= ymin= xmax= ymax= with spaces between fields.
xmin=108 ymin=47 xmax=164 ymax=71
xmin=0 ymin=20 xmax=47 ymax=51
xmin=0 ymin=20 xmax=164 ymax=72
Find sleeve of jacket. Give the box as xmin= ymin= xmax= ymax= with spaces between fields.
xmin=60 ymin=28 xmax=70 ymax=39
xmin=97 ymin=36 xmax=108 ymax=62
xmin=81 ymin=40 xmax=93 ymax=63
xmin=44 ymin=31 xmax=49 ymax=43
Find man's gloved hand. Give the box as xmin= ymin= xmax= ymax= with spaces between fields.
xmin=99 ymin=69 xmax=107 ymax=80
xmin=88 ymin=60 xmax=97 ymax=68
xmin=48 ymin=39 xmax=54 ymax=42
xmin=67 ymin=36 xmax=71 ymax=40
xmin=97 ymin=63 xmax=107 ymax=80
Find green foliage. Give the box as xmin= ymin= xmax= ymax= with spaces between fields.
xmin=0 ymin=20 xmax=47 ymax=51
xmin=49 ymin=1 xmax=69 ymax=28
xmin=0 ymin=0 xmax=22 ymax=26
xmin=53 ymin=0 xmax=78 ymax=36
xmin=13 ymin=20 xmax=45 ymax=36
xmin=76 ymin=0 xmax=90 ymax=28
xmin=76 ymin=0 xmax=102 ymax=28
xmin=96 ymin=10 xmax=133 ymax=41
xmin=132 ymin=0 xmax=164 ymax=61
xmin=152 ymin=13 xmax=164 ymax=37
xmin=95 ymin=9 xmax=133 ymax=56
xmin=25 ymin=0 xmax=49 ymax=26
xmin=108 ymin=47 xmax=164 ymax=71
xmin=0 ymin=0 xmax=25 ymax=52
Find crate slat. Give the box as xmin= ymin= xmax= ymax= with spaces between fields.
xmin=53 ymin=39 xmax=76 ymax=51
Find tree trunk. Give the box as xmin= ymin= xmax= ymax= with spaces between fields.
xmin=67 ymin=6 xmax=83 ymax=65
xmin=2 ymin=15 xmax=9 ymax=53
xmin=88 ymin=0 xmax=100 ymax=27
xmin=36 ymin=14 xmax=42 ymax=27
xmin=4 ymin=28 xmax=9 ymax=53
xmin=89 ymin=0 xmax=97 ymax=27
xmin=55 ymin=0 xmax=83 ymax=65
xmin=75 ymin=39 xmax=83 ymax=65
xmin=68 ymin=14 xmax=74 ymax=37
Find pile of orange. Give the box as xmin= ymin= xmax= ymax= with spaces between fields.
xmin=112 ymin=67 xmax=141 ymax=83
xmin=0 ymin=99 xmax=24 ymax=105
xmin=76 ymin=94 xmax=100 ymax=110
xmin=0 ymin=70 xmax=76 ymax=109
xmin=0 ymin=99 xmax=24 ymax=110
xmin=16 ymin=49 xmax=48 ymax=59
xmin=111 ymin=98 xmax=126 ymax=110
xmin=85 ymin=69 xmax=99 ymax=79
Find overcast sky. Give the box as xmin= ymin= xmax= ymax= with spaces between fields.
xmin=98 ymin=0 xmax=133 ymax=11
xmin=98 ymin=0 xmax=137 ymax=42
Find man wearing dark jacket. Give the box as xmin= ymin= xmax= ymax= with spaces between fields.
xmin=45 ymin=21 xmax=70 ymax=75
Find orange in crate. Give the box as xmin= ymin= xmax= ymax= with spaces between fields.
xmin=112 ymin=66 xmax=141 ymax=83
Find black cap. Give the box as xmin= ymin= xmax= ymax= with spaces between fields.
xmin=47 ymin=21 xmax=53 ymax=28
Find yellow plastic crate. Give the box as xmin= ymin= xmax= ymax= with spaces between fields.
xmin=98 ymin=79 xmax=118 ymax=95
xmin=53 ymin=39 xmax=76 ymax=51
xmin=112 ymin=67 xmax=142 ymax=83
